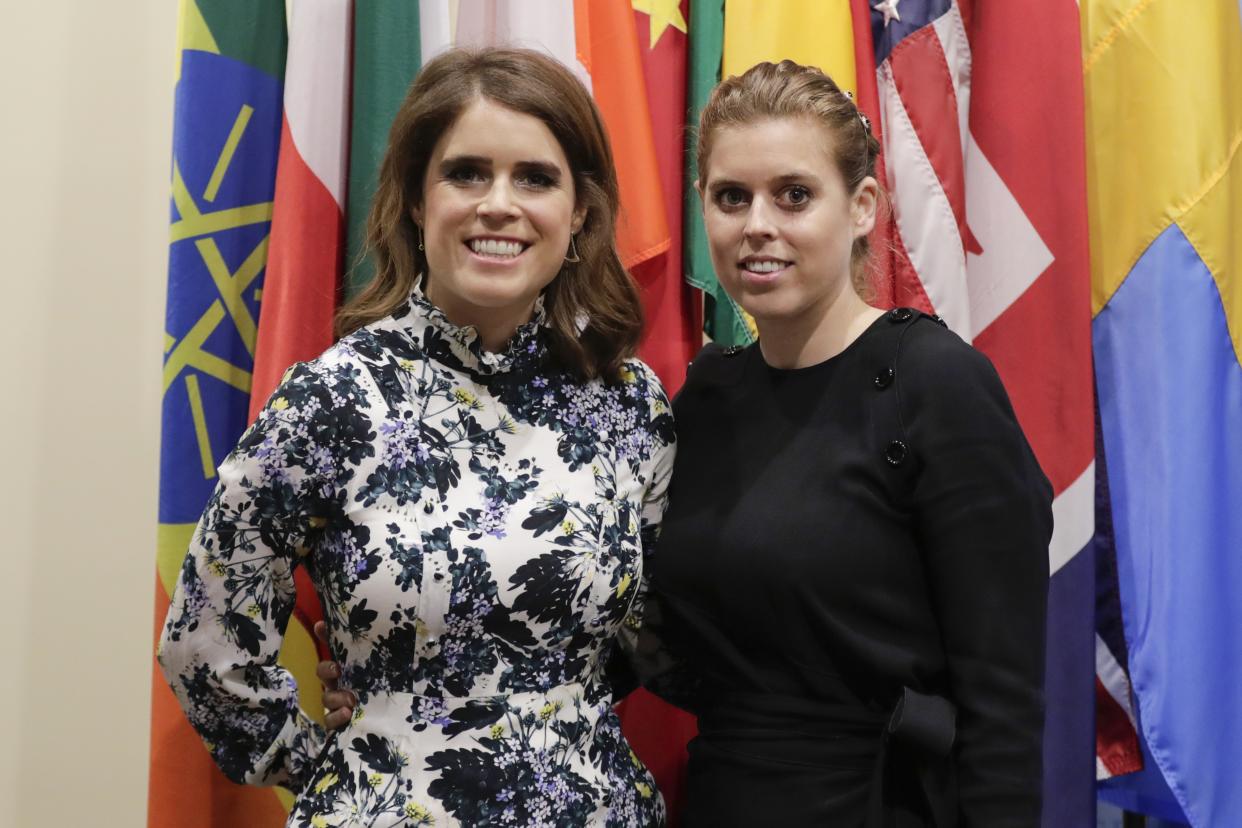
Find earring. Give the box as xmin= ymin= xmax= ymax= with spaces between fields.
xmin=417 ymin=224 xmax=424 ymax=251
xmin=564 ymin=233 xmax=581 ymax=263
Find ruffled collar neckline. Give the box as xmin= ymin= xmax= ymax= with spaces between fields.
xmin=394 ymin=278 xmax=548 ymax=376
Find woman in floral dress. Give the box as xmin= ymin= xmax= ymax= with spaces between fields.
xmin=158 ymin=48 xmax=675 ymax=828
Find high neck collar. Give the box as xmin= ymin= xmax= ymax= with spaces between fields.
xmin=393 ymin=278 xmax=549 ymax=376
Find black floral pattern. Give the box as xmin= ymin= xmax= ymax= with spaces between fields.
xmin=159 ymin=283 xmax=675 ymax=826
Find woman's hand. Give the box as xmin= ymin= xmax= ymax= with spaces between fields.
xmin=314 ymin=621 xmax=357 ymax=731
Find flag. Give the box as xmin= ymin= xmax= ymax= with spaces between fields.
xmin=342 ymin=1 xmax=421 ymax=300
xmin=1086 ymin=0 xmax=1242 ymax=824
xmin=629 ymin=0 xmax=700 ymax=392
xmin=865 ymin=2 xmax=1101 ymax=824
xmin=248 ymin=0 xmax=351 ymax=416
xmin=152 ymin=1 xmax=298 ymax=825
xmin=683 ymin=0 xmax=734 ymax=344
xmin=609 ymin=3 xmax=700 ymax=820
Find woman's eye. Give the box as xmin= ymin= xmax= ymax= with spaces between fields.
xmin=520 ymin=171 xmax=555 ymax=189
xmin=716 ymin=188 xmax=748 ymax=208
xmin=782 ymin=186 xmax=811 ymax=206
xmin=446 ymin=166 xmax=484 ymax=184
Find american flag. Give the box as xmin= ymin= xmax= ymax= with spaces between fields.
xmin=854 ymin=0 xmax=1143 ymax=820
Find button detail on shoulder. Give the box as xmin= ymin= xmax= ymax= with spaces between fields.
xmin=888 ymin=307 xmax=914 ymax=323
xmin=723 ymin=345 xmax=744 ymax=357
xmin=885 ymin=440 xmax=909 ymax=466
xmin=931 ymin=313 xmax=948 ymax=328
xmin=874 ymin=366 xmax=895 ymax=389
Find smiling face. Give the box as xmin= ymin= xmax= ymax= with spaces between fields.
xmin=699 ymin=116 xmax=876 ymax=329
xmin=413 ymin=97 xmax=585 ymax=344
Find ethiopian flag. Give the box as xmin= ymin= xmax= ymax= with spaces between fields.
xmin=153 ymin=2 xmax=322 ymax=825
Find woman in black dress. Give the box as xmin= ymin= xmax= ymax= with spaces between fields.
xmin=643 ymin=60 xmax=1052 ymax=827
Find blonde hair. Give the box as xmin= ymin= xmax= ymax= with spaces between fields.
xmin=696 ymin=60 xmax=884 ymax=297
xmin=336 ymin=48 xmax=643 ymax=381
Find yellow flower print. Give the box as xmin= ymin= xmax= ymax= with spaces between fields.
xmin=615 ymin=573 xmax=633 ymax=598
xmin=635 ymin=781 xmax=653 ymax=799
xmin=490 ymin=724 xmax=505 ymax=739
xmin=561 ymin=519 xmax=576 ymax=536
xmin=367 ymin=772 xmax=383 ymax=788
xmin=271 ymin=396 xmax=289 ymax=411
xmin=452 ymin=387 xmax=481 ymax=409
xmin=312 ymin=773 xmax=339 ymax=794
xmin=245 ymin=603 xmax=261 ymax=618
xmin=404 ymin=802 xmax=434 ymax=823
xmin=397 ymin=358 xmax=416 ymax=372
xmin=620 ymin=366 xmax=637 ymax=383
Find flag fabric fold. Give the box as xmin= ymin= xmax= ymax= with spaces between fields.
xmin=1086 ymin=1 xmax=1242 ymax=824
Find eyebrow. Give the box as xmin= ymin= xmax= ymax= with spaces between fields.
xmin=439 ymin=155 xmax=565 ymax=176
xmin=707 ymin=172 xmax=820 ymax=192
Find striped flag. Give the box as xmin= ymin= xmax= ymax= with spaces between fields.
xmin=860 ymin=1 xmax=1106 ymax=824
xmin=153 ymin=2 xmax=299 ymax=825
xmin=1087 ymin=1 xmax=1242 ymax=824
xmin=248 ymin=0 xmax=351 ymax=417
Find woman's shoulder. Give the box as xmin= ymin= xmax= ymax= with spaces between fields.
xmin=884 ymin=310 xmax=1022 ymax=442
xmin=683 ymin=341 xmax=753 ymax=387
xmin=260 ymin=339 xmax=381 ymax=417
xmin=891 ymin=310 xmax=1005 ymax=400
xmin=616 ymin=356 xmax=672 ymax=405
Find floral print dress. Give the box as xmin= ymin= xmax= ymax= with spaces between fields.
xmin=158 ymin=285 xmax=676 ymax=827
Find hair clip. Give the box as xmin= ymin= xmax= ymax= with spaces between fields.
xmin=859 ymin=112 xmax=872 ymax=134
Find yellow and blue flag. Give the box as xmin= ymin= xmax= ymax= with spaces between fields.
xmin=1087 ymin=1 xmax=1242 ymax=824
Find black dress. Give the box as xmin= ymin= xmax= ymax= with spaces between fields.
xmin=646 ymin=310 xmax=1053 ymax=827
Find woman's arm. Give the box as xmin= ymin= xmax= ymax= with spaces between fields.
xmin=158 ymin=361 xmax=361 ymax=792
xmin=900 ymin=321 xmax=1053 ymax=827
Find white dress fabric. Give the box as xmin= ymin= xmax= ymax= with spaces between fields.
xmin=159 ymin=284 xmax=676 ymax=827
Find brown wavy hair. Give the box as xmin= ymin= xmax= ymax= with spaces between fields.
xmin=696 ymin=60 xmax=884 ymax=298
xmin=335 ymin=48 xmax=643 ymax=381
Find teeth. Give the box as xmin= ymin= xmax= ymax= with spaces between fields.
xmin=470 ymin=239 xmax=524 ymax=257
xmin=742 ymin=260 xmax=789 ymax=273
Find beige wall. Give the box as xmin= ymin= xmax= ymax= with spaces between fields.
xmin=1 ymin=1 xmax=178 ymax=825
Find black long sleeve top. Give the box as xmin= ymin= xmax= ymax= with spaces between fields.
xmin=650 ymin=310 xmax=1053 ymax=827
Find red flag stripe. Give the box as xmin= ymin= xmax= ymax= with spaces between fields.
xmin=878 ymin=64 xmax=968 ymax=327
xmin=1095 ymin=677 xmax=1144 ymax=777
xmin=249 ymin=120 xmax=343 ymax=420
xmin=887 ymin=26 xmax=970 ymax=248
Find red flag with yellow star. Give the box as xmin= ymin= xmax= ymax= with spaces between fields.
xmin=627 ymin=0 xmax=700 ymax=394
xmin=614 ymin=11 xmax=700 ymax=820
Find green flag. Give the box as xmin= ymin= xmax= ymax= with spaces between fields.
xmin=344 ymin=1 xmax=422 ymax=299
xmin=684 ymin=0 xmax=753 ymax=346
